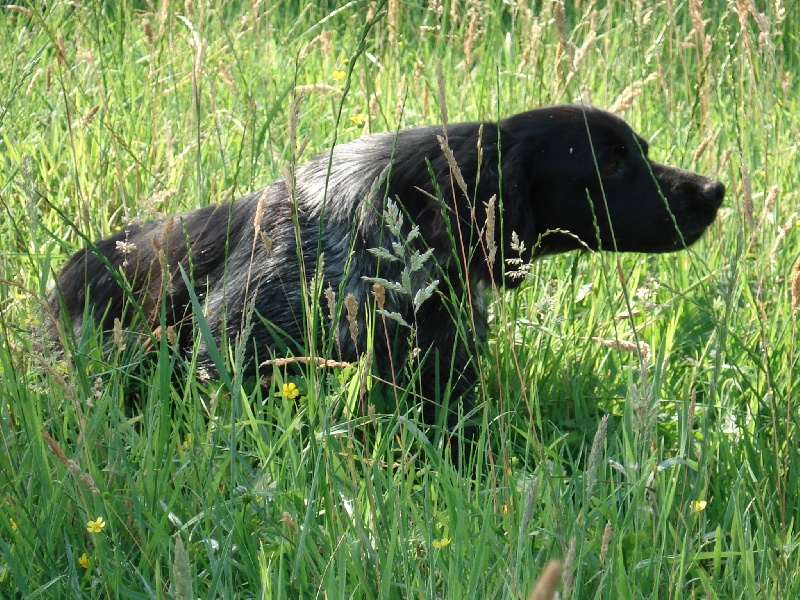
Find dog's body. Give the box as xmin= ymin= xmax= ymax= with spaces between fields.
xmin=50 ymin=105 xmax=723 ymax=440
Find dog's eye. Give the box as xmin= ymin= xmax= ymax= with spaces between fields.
xmin=599 ymin=145 xmax=627 ymax=177
xmin=600 ymin=159 xmax=622 ymax=177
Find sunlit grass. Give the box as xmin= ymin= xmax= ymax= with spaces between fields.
xmin=1 ymin=0 xmax=797 ymax=597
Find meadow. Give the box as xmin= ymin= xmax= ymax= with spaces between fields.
xmin=0 ymin=0 xmax=798 ymax=597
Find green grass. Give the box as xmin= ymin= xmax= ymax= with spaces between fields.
xmin=1 ymin=0 xmax=798 ymax=597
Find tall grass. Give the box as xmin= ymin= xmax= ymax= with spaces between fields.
xmin=1 ymin=0 xmax=797 ymax=597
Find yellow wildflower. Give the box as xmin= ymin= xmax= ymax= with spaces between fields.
xmin=282 ymin=382 xmax=300 ymax=400
xmin=331 ymin=70 xmax=346 ymax=81
xmin=350 ymin=113 xmax=367 ymax=126
xmin=78 ymin=553 xmax=90 ymax=569
xmin=432 ymin=537 xmax=451 ymax=549
xmin=86 ymin=517 xmax=106 ymax=533
xmin=690 ymin=500 xmax=707 ymax=513
xmin=9 ymin=518 xmax=17 ymax=531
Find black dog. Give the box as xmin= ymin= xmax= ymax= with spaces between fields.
xmin=49 ymin=105 xmax=723 ymax=447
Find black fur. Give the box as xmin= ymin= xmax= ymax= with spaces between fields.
xmin=49 ymin=105 xmax=724 ymax=441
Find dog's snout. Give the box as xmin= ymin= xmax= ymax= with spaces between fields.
xmin=701 ymin=179 xmax=725 ymax=208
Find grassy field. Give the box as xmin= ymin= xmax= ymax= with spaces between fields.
xmin=1 ymin=0 xmax=798 ymax=597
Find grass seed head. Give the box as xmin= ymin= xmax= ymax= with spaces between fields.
xmin=388 ymin=0 xmax=400 ymax=44
xmin=600 ymin=521 xmax=613 ymax=566
xmin=770 ymin=212 xmax=798 ymax=258
xmin=143 ymin=18 xmax=153 ymax=45
xmin=585 ymin=414 xmax=608 ymax=500
xmin=562 ymin=537 xmax=576 ymax=597
xmin=463 ymin=10 xmax=480 ymax=68
xmin=610 ymin=73 xmax=658 ymax=113
xmin=692 ymin=131 xmax=714 ymax=166
xmin=526 ymin=21 xmax=542 ymax=71
xmin=113 ymin=317 xmax=125 ymax=352
xmin=740 ymin=162 xmax=754 ymax=231
xmin=324 ymin=285 xmax=336 ymax=323
xmin=527 ymin=560 xmax=562 ymax=600
xmin=436 ymin=60 xmax=447 ymax=132
xmin=689 ymin=0 xmax=711 ymax=59
xmin=253 ymin=189 xmax=268 ymax=236
xmin=485 ymin=194 xmax=497 ymax=269
xmin=761 ymin=185 xmax=779 ymax=222
xmin=372 ymin=283 xmax=386 ymax=310
xmin=553 ymin=0 xmax=575 ymax=68
xmin=345 ymin=293 xmax=359 ymax=351
xmin=437 ymin=135 xmax=469 ymax=200
xmin=791 ymin=257 xmax=800 ymax=312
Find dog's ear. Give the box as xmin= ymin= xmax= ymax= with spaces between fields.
xmin=494 ymin=139 xmax=539 ymax=287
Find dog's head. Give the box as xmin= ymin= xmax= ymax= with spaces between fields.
xmin=501 ymin=105 xmax=724 ymax=257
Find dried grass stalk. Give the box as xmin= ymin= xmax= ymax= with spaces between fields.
xmin=526 ymin=21 xmax=542 ymax=71
xmin=436 ymin=60 xmax=448 ymax=133
xmin=610 ymin=73 xmax=658 ymax=113
xmin=791 ymin=257 xmax=800 ymax=312
xmin=463 ymin=10 xmax=479 ymax=68
xmin=770 ymin=212 xmax=797 ymax=258
xmin=689 ymin=0 xmax=711 ymax=59
xmin=388 ymin=0 xmax=400 ymax=44
xmin=691 ymin=131 xmax=715 ymax=166
xmin=562 ymin=537 xmax=576 ymax=597
xmin=437 ymin=135 xmax=469 ymax=200
xmin=762 ymin=185 xmax=779 ymax=218
xmin=585 ymin=414 xmax=608 ymax=500
xmin=253 ymin=188 xmax=268 ymax=236
xmin=372 ymin=282 xmax=386 ymax=310
xmin=261 ymin=356 xmax=353 ymax=369
xmin=527 ymin=560 xmax=563 ymax=600
xmin=41 ymin=429 xmax=101 ymax=494
xmin=553 ymin=0 xmax=575 ymax=69
xmin=484 ymin=194 xmax=497 ymax=269
xmin=740 ymin=162 xmax=755 ymax=231
xmin=345 ymin=293 xmax=359 ymax=352
xmin=600 ymin=521 xmax=613 ymax=566
xmin=735 ymin=0 xmax=754 ymax=54
xmin=593 ymin=337 xmax=652 ymax=362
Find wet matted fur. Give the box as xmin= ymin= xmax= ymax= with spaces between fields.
xmin=49 ymin=105 xmax=724 ymax=445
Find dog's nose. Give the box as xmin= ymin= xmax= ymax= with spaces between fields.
xmin=701 ymin=180 xmax=725 ymax=208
